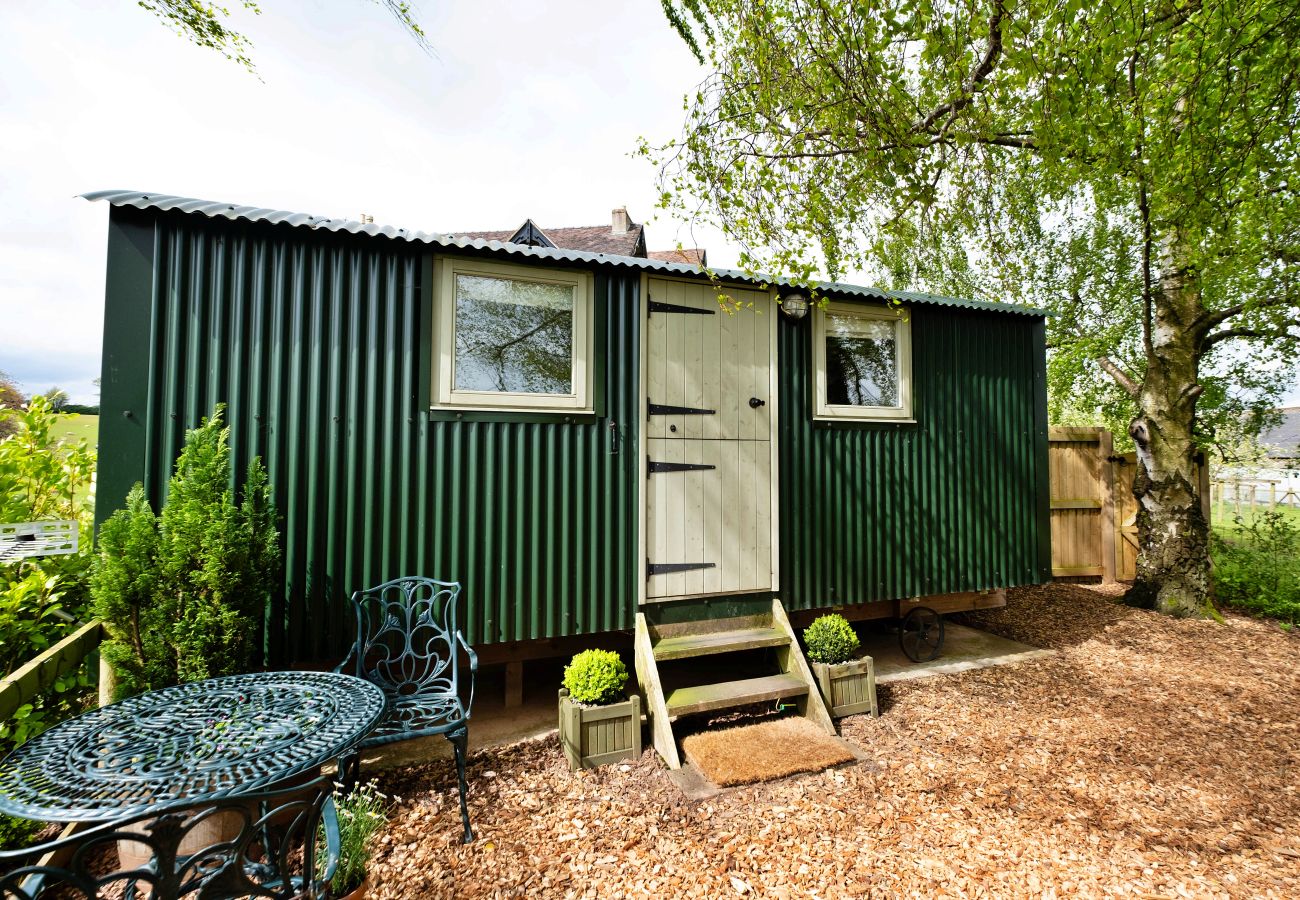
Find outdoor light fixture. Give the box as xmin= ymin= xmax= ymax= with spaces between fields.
xmin=780 ymin=291 xmax=809 ymax=320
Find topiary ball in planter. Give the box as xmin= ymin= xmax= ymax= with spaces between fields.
xmin=562 ymin=649 xmax=628 ymax=705
xmin=558 ymin=650 xmax=640 ymax=770
xmin=803 ymin=614 xmax=860 ymax=665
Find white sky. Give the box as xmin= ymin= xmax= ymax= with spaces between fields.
xmin=0 ymin=1 xmax=1296 ymax=408
xmin=0 ymin=0 xmax=724 ymax=404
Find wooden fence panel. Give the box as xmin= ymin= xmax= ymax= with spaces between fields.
xmin=1048 ymin=428 xmax=1115 ymax=580
xmin=0 ymin=619 xmax=102 ymax=720
xmin=1115 ymin=454 xmax=1139 ymax=581
xmin=1050 ymin=430 xmax=1208 ymax=582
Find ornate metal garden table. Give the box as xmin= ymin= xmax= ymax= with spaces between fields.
xmin=0 ymin=671 xmax=386 ymax=823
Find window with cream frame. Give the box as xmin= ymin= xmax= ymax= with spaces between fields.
xmin=433 ymin=257 xmax=595 ymax=412
xmin=813 ymin=301 xmax=913 ymax=421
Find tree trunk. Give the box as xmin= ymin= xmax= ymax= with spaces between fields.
xmin=1126 ymin=226 xmax=1212 ymax=616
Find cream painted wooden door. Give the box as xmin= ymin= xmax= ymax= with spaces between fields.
xmin=645 ymin=278 xmax=775 ymax=600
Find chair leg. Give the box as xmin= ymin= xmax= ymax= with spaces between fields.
xmin=447 ymin=727 xmax=473 ymax=843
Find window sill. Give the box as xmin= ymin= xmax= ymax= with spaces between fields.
xmin=428 ymin=407 xmax=600 ymax=425
xmin=812 ymin=416 xmax=918 ymax=427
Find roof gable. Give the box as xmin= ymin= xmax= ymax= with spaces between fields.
xmin=508 ymin=219 xmax=554 ymax=248
xmin=458 ymin=221 xmax=646 ymax=257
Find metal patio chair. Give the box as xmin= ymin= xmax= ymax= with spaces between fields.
xmin=336 ymin=576 xmax=477 ymax=843
xmin=0 ymin=777 xmax=340 ymax=900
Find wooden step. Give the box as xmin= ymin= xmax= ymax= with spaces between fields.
xmin=664 ymin=673 xmax=808 ymax=717
xmin=653 ymin=626 xmax=790 ymax=661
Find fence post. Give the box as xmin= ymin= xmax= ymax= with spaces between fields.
xmin=1197 ymin=453 xmax=1211 ymax=524
xmin=98 ymin=653 xmax=116 ymax=708
xmin=1099 ymin=430 xmax=1117 ymax=584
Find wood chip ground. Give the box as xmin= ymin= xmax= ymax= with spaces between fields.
xmin=369 ymin=584 xmax=1300 ymax=898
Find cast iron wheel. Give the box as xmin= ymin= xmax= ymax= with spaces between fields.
xmin=899 ymin=606 xmax=945 ymax=663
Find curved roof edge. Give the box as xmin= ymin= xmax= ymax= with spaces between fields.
xmin=80 ymin=190 xmax=1050 ymax=318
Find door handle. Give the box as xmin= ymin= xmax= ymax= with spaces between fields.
xmin=749 ymin=397 xmax=766 ymax=409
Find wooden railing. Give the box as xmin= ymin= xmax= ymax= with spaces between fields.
xmin=1211 ymin=478 xmax=1300 ymax=519
xmin=0 ymin=620 xmax=104 ymax=721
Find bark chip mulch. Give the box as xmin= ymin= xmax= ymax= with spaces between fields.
xmin=369 ymin=583 xmax=1300 ymax=898
xmin=681 ymin=717 xmax=855 ymax=787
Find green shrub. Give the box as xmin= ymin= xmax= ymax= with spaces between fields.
xmin=326 ymin=781 xmax=391 ymax=895
xmin=0 ymin=813 xmax=41 ymax=852
xmin=563 ymin=649 xmax=628 ymax=705
xmin=0 ymin=398 xmax=97 ymax=673
xmin=92 ymin=406 xmax=281 ymax=699
xmin=1212 ymin=510 xmax=1300 ymax=625
xmin=803 ymin=614 xmax=860 ymax=664
xmin=0 ymin=398 xmax=98 ymax=850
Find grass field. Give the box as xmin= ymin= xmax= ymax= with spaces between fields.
xmin=49 ymin=413 xmax=99 ymax=447
xmin=1212 ymin=500 xmax=1300 ymax=533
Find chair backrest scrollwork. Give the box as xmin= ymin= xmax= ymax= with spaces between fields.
xmin=341 ymin=576 xmax=463 ymax=703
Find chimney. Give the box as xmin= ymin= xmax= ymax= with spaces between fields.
xmin=611 ymin=207 xmax=630 ymax=234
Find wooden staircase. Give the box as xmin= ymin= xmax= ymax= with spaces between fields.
xmin=634 ymin=598 xmax=835 ymax=769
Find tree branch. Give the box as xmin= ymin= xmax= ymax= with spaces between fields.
xmin=1097 ymin=355 xmax=1141 ymax=397
xmin=914 ymin=0 xmax=1007 ymax=132
xmin=1196 ymin=295 xmax=1296 ymax=331
xmin=1203 ymin=326 xmax=1300 ymax=348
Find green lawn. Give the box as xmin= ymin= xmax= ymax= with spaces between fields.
xmin=49 ymin=413 xmax=98 ymax=447
xmin=48 ymin=414 xmax=99 ymax=511
xmin=1212 ymin=500 xmax=1300 ymax=533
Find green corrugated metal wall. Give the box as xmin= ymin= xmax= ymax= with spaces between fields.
xmin=98 ymin=207 xmax=639 ymax=664
xmin=777 ymin=305 xmax=1052 ymax=607
xmin=96 ymin=205 xmax=1049 ymax=667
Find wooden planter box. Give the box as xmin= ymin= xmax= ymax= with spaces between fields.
xmin=558 ymin=689 xmax=642 ymax=771
xmin=812 ymin=657 xmax=878 ymax=718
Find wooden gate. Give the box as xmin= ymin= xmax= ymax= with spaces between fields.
xmin=1048 ymin=427 xmax=1118 ymax=580
xmin=1048 ymin=428 xmax=1208 ymax=582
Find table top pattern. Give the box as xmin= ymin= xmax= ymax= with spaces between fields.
xmin=0 ymin=671 xmax=385 ymax=822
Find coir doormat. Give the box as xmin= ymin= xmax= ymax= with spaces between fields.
xmin=681 ymin=716 xmax=855 ymax=787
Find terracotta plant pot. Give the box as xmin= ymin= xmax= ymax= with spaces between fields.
xmin=117 ymin=768 xmax=322 ymax=872
xmin=557 ymin=688 xmax=642 ymax=771
xmin=116 ymin=807 xmax=247 ymax=872
xmin=812 ymin=657 xmax=878 ymax=718
xmin=338 ymin=876 xmax=369 ymax=900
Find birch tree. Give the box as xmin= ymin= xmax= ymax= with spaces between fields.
xmin=653 ymin=0 xmax=1300 ymax=616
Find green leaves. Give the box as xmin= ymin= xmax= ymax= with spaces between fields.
xmin=1211 ymin=511 xmax=1300 ymax=624
xmin=654 ymin=0 xmax=1299 ymax=431
xmin=803 ymin=614 xmax=861 ymax=665
xmin=135 ymin=1 xmax=431 ymax=74
xmin=91 ymin=405 xmax=281 ymax=700
xmin=562 ymin=649 xmax=629 ymax=706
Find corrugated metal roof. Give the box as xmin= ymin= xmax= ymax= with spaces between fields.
xmin=80 ymin=190 xmax=1049 ymax=317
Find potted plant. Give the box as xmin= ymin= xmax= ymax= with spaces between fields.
xmin=326 ymin=782 xmax=391 ymax=900
xmin=804 ymin=614 xmax=878 ymax=718
xmin=557 ymin=649 xmax=642 ymax=771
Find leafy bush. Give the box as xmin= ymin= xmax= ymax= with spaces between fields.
xmin=0 ymin=814 xmax=41 ymax=854
xmin=803 ymin=614 xmax=860 ymax=664
xmin=0 ymin=397 xmax=97 ymax=707
xmin=1212 ymin=510 xmax=1300 ymax=625
xmin=0 ymin=398 xmax=98 ymax=850
xmin=92 ymin=406 xmax=280 ymax=700
xmin=563 ymin=649 xmax=628 ymax=705
xmin=326 ymin=782 xmax=392 ymax=895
